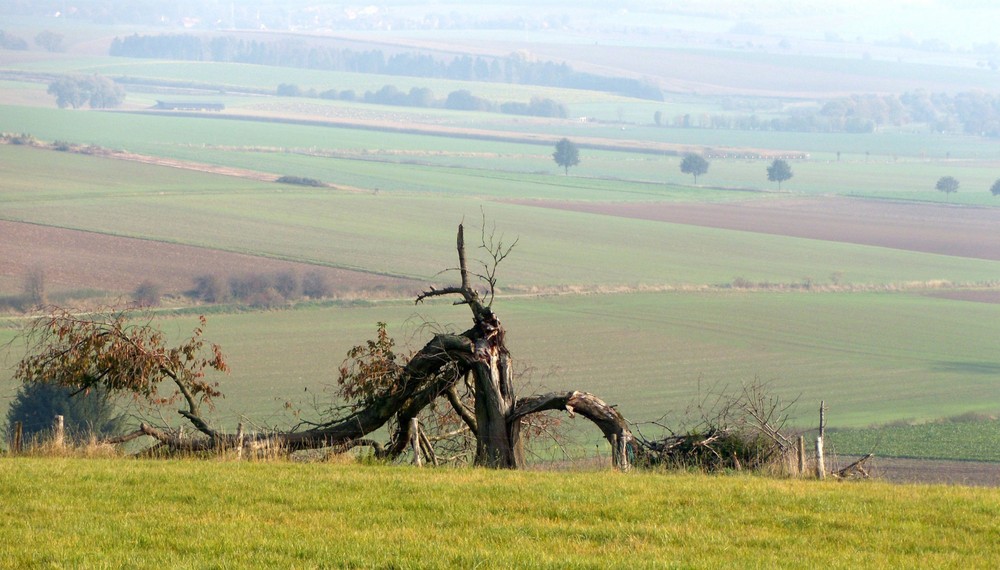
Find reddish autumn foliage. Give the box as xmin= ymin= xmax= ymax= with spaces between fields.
xmin=15 ymin=307 xmax=228 ymax=411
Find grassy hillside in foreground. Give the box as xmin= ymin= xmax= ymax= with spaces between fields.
xmin=0 ymin=458 xmax=997 ymax=568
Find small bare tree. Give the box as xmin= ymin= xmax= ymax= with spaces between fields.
xmin=22 ymin=267 xmax=47 ymax=309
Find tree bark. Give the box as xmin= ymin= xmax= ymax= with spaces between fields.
xmin=511 ymin=391 xmax=637 ymax=470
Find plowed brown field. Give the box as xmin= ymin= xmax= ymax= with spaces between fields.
xmin=519 ymin=196 xmax=1000 ymax=261
xmin=1 ymin=220 xmax=421 ymax=298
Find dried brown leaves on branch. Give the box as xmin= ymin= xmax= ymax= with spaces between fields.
xmin=16 ymin=307 xmax=228 ymax=408
xmin=336 ymin=321 xmax=407 ymax=411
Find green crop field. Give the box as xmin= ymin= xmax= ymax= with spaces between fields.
xmin=1 ymin=458 xmax=997 ymax=568
xmin=829 ymin=418 xmax=1000 ymax=462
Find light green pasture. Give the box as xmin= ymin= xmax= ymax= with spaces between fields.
xmin=829 ymin=419 xmax=1000 ymax=462
xmin=0 ymin=144 xmax=276 ymax=201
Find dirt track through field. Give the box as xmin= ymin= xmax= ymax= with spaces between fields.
xmin=518 ymin=197 xmax=1000 ymax=262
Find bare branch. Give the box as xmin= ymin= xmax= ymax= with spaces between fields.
xmin=445 ymin=383 xmax=478 ymax=436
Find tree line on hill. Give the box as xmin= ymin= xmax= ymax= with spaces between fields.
xmin=108 ymin=33 xmax=664 ymax=101
xmin=658 ymin=91 xmax=1000 ymax=137
xmin=279 ymin=82 xmax=568 ymax=118
xmin=0 ymin=29 xmax=64 ymax=52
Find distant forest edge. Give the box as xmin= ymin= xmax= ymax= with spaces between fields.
xmin=109 ymin=34 xmax=665 ymax=101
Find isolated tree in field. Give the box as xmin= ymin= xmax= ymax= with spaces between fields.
xmin=21 ymin=267 xmax=47 ymax=310
xmin=13 ymin=224 xmax=797 ymax=472
xmin=935 ymin=176 xmax=959 ymax=197
xmin=767 ymin=159 xmax=794 ymax=190
xmin=553 ymin=138 xmax=580 ymax=175
xmin=991 ymin=179 xmax=1000 ymax=197
xmin=680 ymin=153 xmax=709 ymax=184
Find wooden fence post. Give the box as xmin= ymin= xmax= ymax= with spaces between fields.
xmin=410 ymin=417 xmax=422 ymax=467
xmin=236 ymin=422 xmax=245 ymax=461
xmin=797 ymin=435 xmax=806 ymax=476
xmin=815 ymin=401 xmax=826 ymax=480
xmin=53 ymin=415 xmax=65 ymax=449
xmin=12 ymin=421 xmax=23 ymax=454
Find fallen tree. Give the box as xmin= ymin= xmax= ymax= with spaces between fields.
xmin=14 ymin=224 xmax=799 ymax=472
xmin=14 ymin=224 xmax=637 ymax=469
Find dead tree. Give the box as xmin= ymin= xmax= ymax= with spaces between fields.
xmin=14 ymin=224 xmax=636 ymax=469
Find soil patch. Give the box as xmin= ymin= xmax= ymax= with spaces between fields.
xmin=837 ymin=455 xmax=1000 ymax=487
xmin=0 ymin=220 xmax=421 ymax=299
xmin=517 ymin=197 xmax=1000 ymax=261
xmin=923 ymin=290 xmax=1000 ymax=304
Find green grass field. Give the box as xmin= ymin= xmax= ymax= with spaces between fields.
xmin=0 ymin=458 xmax=997 ymax=568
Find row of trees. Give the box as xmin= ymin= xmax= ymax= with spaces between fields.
xmin=935 ymin=177 xmax=1000 ymax=197
xmin=678 ymin=156 xmax=1000 ymax=197
xmin=0 ymin=29 xmax=65 ymax=51
xmin=659 ymin=91 xmax=1000 ymax=137
xmin=555 ymin=141 xmax=796 ymax=190
xmin=189 ymin=271 xmax=332 ymax=307
xmin=287 ymin=83 xmax=567 ymax=118
xmin=109 ymin=34 xmax=663 ymax=101
xmin=46 ymin=75 xmax=126 ymax=109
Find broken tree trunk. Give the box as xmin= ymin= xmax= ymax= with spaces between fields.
xmin=416 ymin=224 xmax=521 ymax=467
xmin=92 ymin=223 xmax=635 ymax=470
xmin=511 ymin=391 xmax=636 ymax=470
